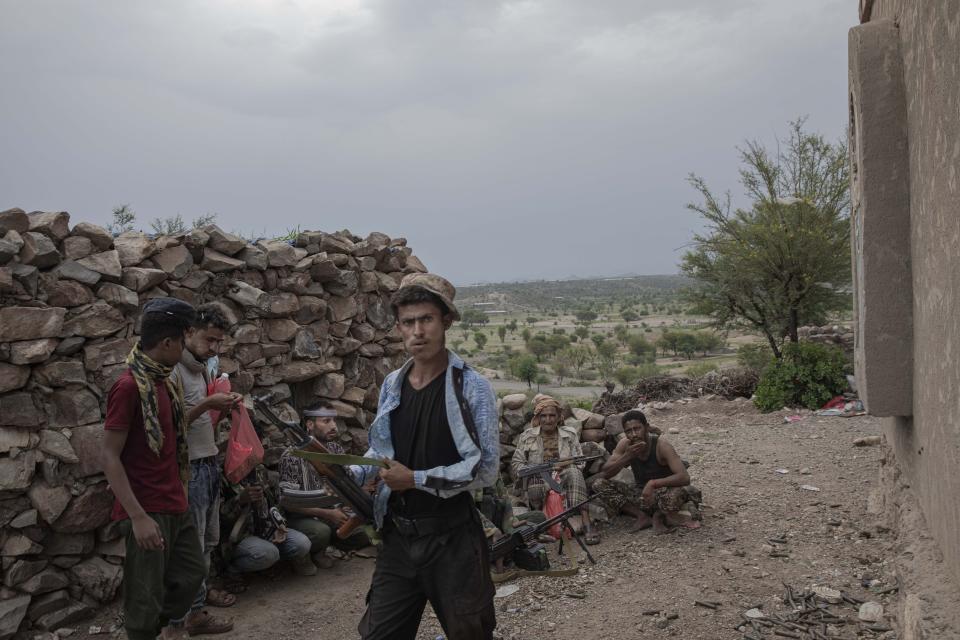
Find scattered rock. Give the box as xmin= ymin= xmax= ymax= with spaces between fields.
xmin=858 ymin=601 xmax=884 ymax=622
xmin=854 ymin=436 xmax=883 ymax=447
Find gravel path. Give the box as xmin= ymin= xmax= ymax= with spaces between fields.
xmin=75 ymin=399 xmax=893 ymax=640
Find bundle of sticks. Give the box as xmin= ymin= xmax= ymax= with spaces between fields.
xmin=735 ymin=581 xmax=895 ymax=640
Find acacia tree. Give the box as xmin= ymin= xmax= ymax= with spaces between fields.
xmin=681 ymin=118 xmax=850 ymax=359
xmin=497 ymin=325 xmax=507 ymax=343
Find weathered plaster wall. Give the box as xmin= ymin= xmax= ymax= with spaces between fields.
xmin=859 ymin=0 xmax=960 ymax=589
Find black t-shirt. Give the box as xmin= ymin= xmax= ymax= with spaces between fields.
xmin=388 ymin=370 xmax=468 ymax=517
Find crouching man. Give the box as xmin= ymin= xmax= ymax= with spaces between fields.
xmin=220 ymin=467 xmax=314 ymax=587
xmin=278 ymin=400 xmax=371 ymax=568
xmin=594 ymin=410 xmax=702 ymax=534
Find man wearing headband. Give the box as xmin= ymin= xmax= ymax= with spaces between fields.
xmin=101 ymin=298 xmax=206 ymax=640
xmin=279 ymin=400 xmax=371 ymax=569
xmin=511 ymin=396 xmax=600 ymax=544
xmin=350 ymin=273 xmax=500 ymax=640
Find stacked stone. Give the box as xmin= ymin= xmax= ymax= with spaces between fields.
xmin=495 ymin=393 xmax=619 ymax=484
xmin=0 ymin=207 xmax=427 ymax=639
xmin=798 ymin=324 xmax=855 ymax=356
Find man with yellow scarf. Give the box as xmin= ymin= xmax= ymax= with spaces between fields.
xmin=101 ymin=298 xmax=205 ymax=640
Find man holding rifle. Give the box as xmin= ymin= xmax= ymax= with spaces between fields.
xmin=278 ymin=400 xmax=371 ymax=568
xmin=511 ymin=396 xmax=601 ymax=544
xmin=350 ymin=273 xmax=500 ymax=640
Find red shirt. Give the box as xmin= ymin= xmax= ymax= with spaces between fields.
xmin=104 ymin=370 xmax=188 ymax=520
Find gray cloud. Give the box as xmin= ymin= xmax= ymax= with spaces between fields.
xmin=0 ymin=0 xmax=853 ymax=283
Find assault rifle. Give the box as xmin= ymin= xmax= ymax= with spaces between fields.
xmin=515 ymin=453 xmax=604 ymax=492
xmin=490 ymin=494 xmax=599 ymax=570
xmin=252 ymin=394 xmax=375 ymax=539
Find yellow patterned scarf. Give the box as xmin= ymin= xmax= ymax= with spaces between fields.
xmin=126 ymin=343 xmax=190 ymax=488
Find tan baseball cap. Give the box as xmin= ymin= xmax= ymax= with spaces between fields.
xmin=398 ymin=273 xmax=461 ymax=321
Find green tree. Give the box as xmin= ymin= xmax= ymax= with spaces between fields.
xmin=510 ymin=355 xmax=540 ymax=388
xmin=563 ymin=345 xmax=591 ymax=377
xmin=626 ymin=334 xmax=656 ymax=363
xmin=693 ymin=332 xmax=724 ymax=357
xmin=682 ymin=118 xmax=850 ymax=359
xmin=521 ymin=327 xmax=532 ymax=344
xmin=473 ymin=331 xmax=488 ymax=351
xmin=753 ymin=342 xmax=847 ymax=411
xmin=621 ymin=310 xmax=639 ymax=323
xmin=590 ymin=334 xmax=606 ymax=349
xmin=506 ymin=319 xmax=518 ymax=334
xmin=613 ymin=366 xmax=642 ymax=389
xmin=108 ymin=204 xmax=136 ymax=235
xmin=613 ymin=324 xmax=631 ymax=346
xmin=461 ymin=308 xmax=488 ymax=328
xmin=575 ymin=310 xmax=598 ymax=323
xmin=497 ymin=325 xmax=507 ymax=343
xmin=574 ymin=326 xmax=590 ymax=341
xmin=551 ymin=359 xmax=570 ymax=385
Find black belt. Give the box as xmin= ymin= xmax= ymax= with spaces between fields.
xmin=389 ymin=509 xmax=474 ymax=538
xmin=191 ymin=455 xmax=218 ymax=466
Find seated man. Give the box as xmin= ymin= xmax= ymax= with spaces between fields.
xmin=510 ymin=396 xmax=600 ymax=544
xmin=593 ymin=409 xmax=701 ymax=534
xmin=220 ymin=466 xmax=314 ymax=585
xmin=278 ymin=401 xmax=370 ymax=568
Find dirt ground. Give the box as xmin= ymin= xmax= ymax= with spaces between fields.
xmin=73 ymin=398 xmax=929 ymax=640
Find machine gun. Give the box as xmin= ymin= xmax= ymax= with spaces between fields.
xmin=515 ymin=453 xmax=604 ymax=492
xmin=252 ymin=394 xmax=376 ymax=539
xmin=490 ymin=494 xmax=599 ymax=571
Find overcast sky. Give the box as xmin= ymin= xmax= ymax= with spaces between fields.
xmin=0 ymin=0 xmax=853 ymax=284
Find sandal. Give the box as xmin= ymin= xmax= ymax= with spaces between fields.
xmin=584 ymin=531 xmax=601 ymax=545
xmin=185 ymin=611 xmax=234 ymax=636
xmin=205 ymin=588 xmax=236 ymax=608
xmin=219 ymin=576 xmax=247 ymax=594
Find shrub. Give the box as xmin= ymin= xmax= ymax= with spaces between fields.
xmin=753 ymin=342 xmax=847 ymax=412
xmin=686 ymin=361 xmax=719 ymax=378
xmin=737 ymin=342 xmax=774 ymax=374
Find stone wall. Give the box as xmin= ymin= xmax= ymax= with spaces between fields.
xmin=797 ymin=324 xmax=854 ymax=357
xmin=0 ymin=207 xmax=426 ymax=639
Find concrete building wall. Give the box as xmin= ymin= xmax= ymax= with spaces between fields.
xmin=852 ymin=0 xmax=960 ymax=588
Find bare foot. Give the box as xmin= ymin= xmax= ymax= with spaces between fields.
xmin=629 ymin=512 xmax=653 ymax=532
xmin=652 ymin=512 xmax=675 ymax=535
xmin=664 ymin=511 xmax=702 ymax=530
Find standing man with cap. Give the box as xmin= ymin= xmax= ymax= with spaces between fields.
xmin=352 ymin=273 xmax=500 ymax=640
xmin=100 ymin=298 xmax=206 ymax=640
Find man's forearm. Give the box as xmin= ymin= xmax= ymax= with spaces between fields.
xmin=186 ymin=398 xmax=211 ymax=424
xmin=601 ymin=454 xmax=630 ymax=479
xmin=648 ymin=472 xmax=689 ymax=490
xmin=102 ymin=455 xmax=147 ymax=520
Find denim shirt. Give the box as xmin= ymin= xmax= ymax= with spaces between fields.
xmin=351 ymin=351 xmax=500 ymax=528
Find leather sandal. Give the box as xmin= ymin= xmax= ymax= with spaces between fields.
xmin=185 ymin=611 xmax=234 ymax=636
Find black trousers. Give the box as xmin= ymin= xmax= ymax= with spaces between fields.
xmin=358 ymin=510 xmax=496 ymax=640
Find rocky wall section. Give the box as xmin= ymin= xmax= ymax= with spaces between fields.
xmin=0 ymin=207 xmax=426 ymax=639
xmin=798 ymin=324 xmax=854 ymax=356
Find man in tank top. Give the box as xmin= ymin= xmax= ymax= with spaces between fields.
xmin=594 ymin=409 xmax=702 ymax=533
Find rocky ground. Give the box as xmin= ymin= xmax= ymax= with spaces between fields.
xmin=64 ymin=398 xmax=950 ymax=640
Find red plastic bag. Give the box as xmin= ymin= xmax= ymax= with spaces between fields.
xmin=543 ymin=485 xmax=569 ymax=540
xmin=206 ymin=374 xmax=231 ymax=426
xmin=223 ymin=404 xmax=264 ymax=484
